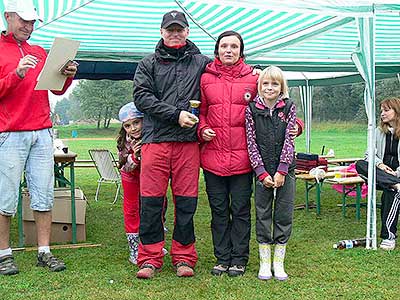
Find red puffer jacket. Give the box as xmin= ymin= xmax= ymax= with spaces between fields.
xmin=198 ymin=58 xmax=258 ymax=176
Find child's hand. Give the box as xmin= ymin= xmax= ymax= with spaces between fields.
xmin=132 ymin=139 xmax=142 ymax=159
xmin=273 ymin=173 xmax=285 ymax=188
xmin=262 ymin=176 xmax=275 ymax=188
xmin=118 ymin=156 xmax=127 ymax=169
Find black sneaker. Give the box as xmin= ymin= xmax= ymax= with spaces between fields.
xmin=0 ymin=255 xmax=19 ymax=276
xmin=210 ymin=264 xmax=229 ymax=276
xmin=37 ymin=252 xmax=66 ymax=272
xmin=228 ymin=265 xmax=245 ymax=277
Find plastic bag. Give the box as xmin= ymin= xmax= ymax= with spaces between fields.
xmin=309 ymin=166 xmax=326 ymax=183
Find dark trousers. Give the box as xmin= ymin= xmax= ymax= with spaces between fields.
xmin=356 ymin=160 xmax=400 ymax=240
xmin=203 ymin=170 xmax=253 ymax=266
xmin=254 ymin=171 xmax=295 ymax=244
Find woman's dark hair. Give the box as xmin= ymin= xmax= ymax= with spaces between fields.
xmin=214 ymin=30 xmax=245 ymax=58
xmin=116 ymin=126 xmax=127 ymax=152
xmin=116 ymin=126 xmax=128 ymax=168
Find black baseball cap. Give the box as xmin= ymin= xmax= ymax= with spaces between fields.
xmin=161 ymin=10 xmax=189 ymax=28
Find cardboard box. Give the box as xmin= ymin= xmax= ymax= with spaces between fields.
xmin=22 ymin=188 xmax=86 ymax=224
xmin=21 ymin=187 xmax=87 ymax=245
xmin=23 ymin=221 xmax=86 ymax=245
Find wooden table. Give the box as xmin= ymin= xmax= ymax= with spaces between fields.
xmin=324 ymin=176 xmax=365 ymax=220
xmin=327 ymin=157 xmax=364 ymax=166
xmin=295 ymin=172 xmax=336 ymax=215
xmin=295 ymin=171 xmax=361 ymax=216
xmin=17 ymin=151 xmax=79 ymax=247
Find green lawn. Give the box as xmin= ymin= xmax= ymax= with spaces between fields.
xmin=56 ymin=123 xmax=121 ymax=139
xmin=3 ymin=122 xmax=399 ymax=300
xmin=55 ymin=121 xmax=368 ymax=159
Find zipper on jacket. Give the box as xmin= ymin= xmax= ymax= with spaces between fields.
xmin=17 ymin=43 xmax=25 ymax=58
xmin=390 ymin=133 xmax=394 ymax=167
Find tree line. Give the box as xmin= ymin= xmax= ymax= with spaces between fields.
xmin=54 ymin=77 xmax=400 ymax=128
xmin=54 ymin=80 xmax=132 ymax=128
xmin=292 ymin=77 xmax=400 ymax=122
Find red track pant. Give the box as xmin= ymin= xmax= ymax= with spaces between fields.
xmin=137 ymin=142 xmax=200 ymax=269
xmin=121 ymin=170 xmax=140 ymax=234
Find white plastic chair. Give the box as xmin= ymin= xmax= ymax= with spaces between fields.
xmin=88 ymin=149 xmax=121 ymax=204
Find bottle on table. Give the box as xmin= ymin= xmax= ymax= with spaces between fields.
xmin=333 ymin=238 xmax=367 ymax=250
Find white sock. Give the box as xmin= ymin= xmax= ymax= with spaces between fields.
xmin=0 ymin=247 xmax=12 ymax=258
xmin=38 ymin=246 xmax=50 ymax=254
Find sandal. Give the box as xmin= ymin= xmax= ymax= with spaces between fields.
xmin=37 ymin=252 xmax=66 ymax=272
xmin=0 ymin=255 xmax=19 ymax=276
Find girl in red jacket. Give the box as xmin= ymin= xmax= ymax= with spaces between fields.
xmin=117 ymin=102 xmax=144 ymax=265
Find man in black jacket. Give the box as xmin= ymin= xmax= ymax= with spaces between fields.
xmin=133 ymin=10 xmax=211 ymax=279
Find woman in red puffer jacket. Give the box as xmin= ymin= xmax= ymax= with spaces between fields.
xmin=198 ymin=31 xmax=258 ymax=277
xmin=198 ymin=31 xmax=303 ymax=278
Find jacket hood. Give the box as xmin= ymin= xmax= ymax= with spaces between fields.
xmin=254 ymin=94 xmax=289 ymax=110
xmin=204 ymin=57 xmax=253 ymax=78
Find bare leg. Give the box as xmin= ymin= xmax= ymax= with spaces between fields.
xmin=34 ymin=211 xmax=66 ymax=272
xmin=33 ymin=211 xmax=52 ymax=247
xmin=0 ymin=215 xmax=11 ymax=249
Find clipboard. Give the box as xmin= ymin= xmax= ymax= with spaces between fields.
xmin=35 ymin=37 xmax=80 ymax=91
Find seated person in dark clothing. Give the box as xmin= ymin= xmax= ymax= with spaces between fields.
xmin=356 ymin=97 xmax=400 ymax=251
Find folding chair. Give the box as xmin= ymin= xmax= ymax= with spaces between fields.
xmin=88 ymin=149 xmax=121 ymax=204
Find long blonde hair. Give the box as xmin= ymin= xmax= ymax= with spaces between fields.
xmin=257 ymin=65 xmax=289 ymax=99
xmin=380 ymin=97 xmax=400 ymax=138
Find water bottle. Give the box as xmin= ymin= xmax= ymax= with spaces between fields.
xmin=333 ymin=238 xmax=367 ymax=250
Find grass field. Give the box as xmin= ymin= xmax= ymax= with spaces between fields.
xmin=3 ymin=122 xmax=399 ymax=300
xmin=56 ymin=121 xmax=369 ymax=159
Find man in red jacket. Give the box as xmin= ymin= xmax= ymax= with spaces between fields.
xmin=0 ymin=0 xmax=77 ymax=275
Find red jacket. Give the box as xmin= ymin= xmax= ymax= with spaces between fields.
xmin=198 ymin=58 xmax=258 ymax=176
xmin=0 ymin=32 xmax=73 ymax=132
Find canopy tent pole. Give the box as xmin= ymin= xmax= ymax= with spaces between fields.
xmin=36 ymin=0 xmax=95 ymax=30
xmin=352 ymin=16 xmax=377 ymax=250
xmin=299 ymin=76 xmax=313 ymax=153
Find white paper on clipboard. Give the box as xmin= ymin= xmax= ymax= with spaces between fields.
xmin=35 ymin=37 xmax=80 ymax=91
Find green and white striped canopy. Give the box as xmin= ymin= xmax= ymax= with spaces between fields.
xmin=1 ymin=0 xmax=400 ymax=73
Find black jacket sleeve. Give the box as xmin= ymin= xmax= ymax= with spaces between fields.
xmin=133 ymin=57 xmax=181 ymax=124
